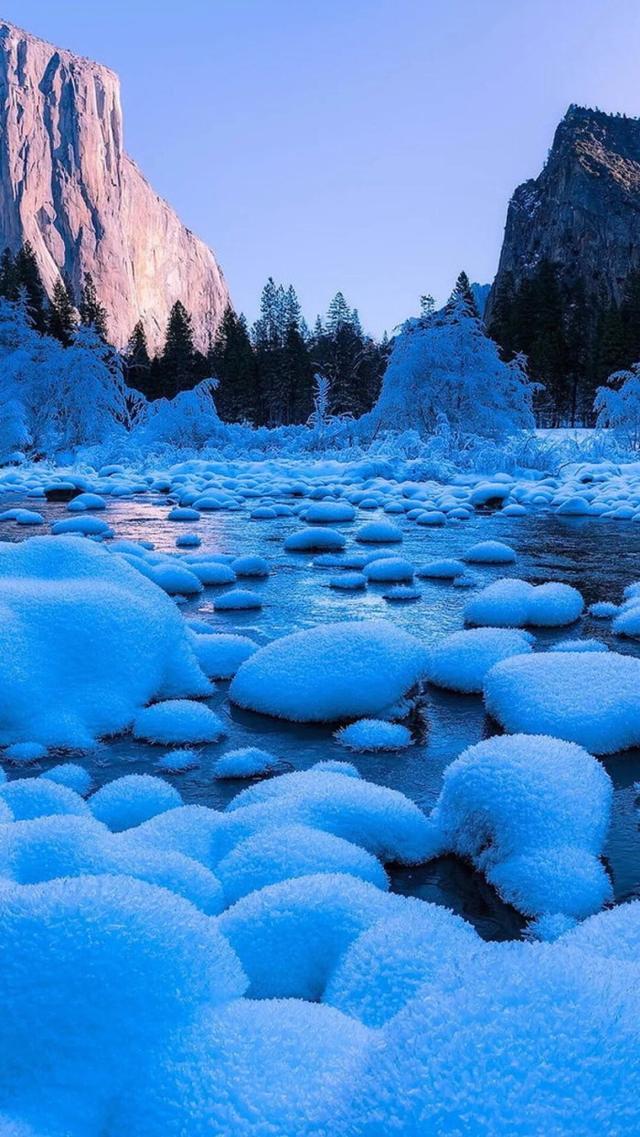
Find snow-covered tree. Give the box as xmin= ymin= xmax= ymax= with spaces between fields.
xmin=369 ymin=295 xmax=537 ymax=440
xmin=0 ymin=299 xmax=129 ymax=457
xmin=132 ymin=378 xmax=225 ymax=450
xmin=595 ymin=363 xmax=640 ymax=449
xmin=307 ymin=373 xmax=331 ymax=438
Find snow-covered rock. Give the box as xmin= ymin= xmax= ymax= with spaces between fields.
xmin=230 ymin=620 xmax=428 ymax=722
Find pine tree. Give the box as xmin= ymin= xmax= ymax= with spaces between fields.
xmin=47 ymin=277 xmax=76 ymax=346
xmin=326 ymin=291 xmax=352 ymax=333
xmin=79 ymin=272 xmax=108 ymax=340
xmin=0 ymin=248 xmax=17 ymax=301
xmin=161 ymin=301 xmax=197 ymax=397
xmin=211 ymin=306 xmax=260 ymax=422
xmin=15 ymin=242 xmax=48 ymax=333
xmin=124 ymin=321 xmax=152 ymax=394
xmin=447 ymin=271 xmax=480 ymax=319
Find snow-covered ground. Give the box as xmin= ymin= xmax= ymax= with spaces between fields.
xmin=1 ymin=455 xmax=640 ymax=1134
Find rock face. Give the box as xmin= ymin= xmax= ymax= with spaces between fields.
xmin=487 ymin=106 xmax=640 ymax=321
xmin=485 ymin=105 xmax=640 ymax=418
xmin=0 ymin=21 xmax=229 ymax=351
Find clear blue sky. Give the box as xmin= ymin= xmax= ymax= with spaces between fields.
xmin=4 ymin=0 xmax=640 ymax=336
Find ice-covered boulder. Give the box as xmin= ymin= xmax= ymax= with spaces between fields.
xmin=229 ymin=620 xmax=428 ymax=722
xmin=0 ymin=537 xmax=209 ymax=749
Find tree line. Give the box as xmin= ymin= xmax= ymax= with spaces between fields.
xmin=128 ymin=279 xmax=389 ymax=426
xmin=0 ymin=244 xmax=389 ymax=426
xmin=487 ymin=259 xmax=640 ymax=425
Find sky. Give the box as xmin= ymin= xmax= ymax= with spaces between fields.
xmin=4 ymin=0 xmax=640 ymax=337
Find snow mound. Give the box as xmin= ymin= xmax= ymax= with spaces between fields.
xmin=0 ymin=813 xmax=224 ymax=914
xmin=0 ymin=778 xmax=90 ymax=822
xmin=284 ymin=527 xmax=346 ymax=552
xmin=0 ymin=536 xmax=210 ymax=748
xmin=363 ymin=557 xmax=415 ymax=582
xmin=0 ymin=875 xmax=245 ymax=1134
xmin=213 ymin=588 xmax=262 ymax=611
xmin=355 ymin=520 xmax=403 ymax=543
xmin=329 ymin=571 xmax=367 ymax=590
xmin=190 ymin=632 xmax=257 ymax=678
xmin=89 ymin=774 xmax=182 ymax=831
xmin=325 ymin=901 xmax=481 ymax=1026
xmin=218 ymin=873 xmax=398 ymax=998
xmin=484 ymin=651 xmax=640 ymax=753
xmin=216 ymin=823 xmax=388 ymax=904
xmin=231 ymin=555 xmax=270 ymax=577
xmin=417 ymin=558 xmax=466 ymax=579
xmin=230 ymin=619 xmax=427 ymax=722
xmin=224 ymin=769 xmax=431 ymax=864
xmin=42 ymin=763 xmax=92 ymax=795
xmin=423 ymin=734 xmax=612 ymax=920
xmin=133 ymin=699 xmax=226 ymax=744
xmin=122 ymin=999 xmax=371 ymax=1137
xmin=304 ymin=501 xmax=356 ymax=523
xmin=465 ymin=577 xmax=584 ymax=627
xmin=344 ymin=948 xmax=640 ymax=1136
xmin=336 ymin=719 xmax=412 ymax=751
xmin=213 ymin=746 xmax=279 ymax=779
xmin=463 ymin=540 xmax=516 ymax=564
xmin=156 ymin=748 xmax=200 ymax=773
xmin=427 ymin=627 xmax=533 ymax=693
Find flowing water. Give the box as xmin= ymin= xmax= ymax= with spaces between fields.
xmin=2 ymin=491 xmax=640 ymax=940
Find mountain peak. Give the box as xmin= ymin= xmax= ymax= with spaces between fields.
xmin=0 ymin=21 xmax=229 ymax=351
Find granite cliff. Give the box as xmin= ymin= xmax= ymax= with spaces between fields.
xmin=0 ymin=21 xmax=229 ymax=351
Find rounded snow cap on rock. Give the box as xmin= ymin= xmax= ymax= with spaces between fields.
xmin=89 ymin=774 xmax=183 ymax=831
xmin=355 ymin=520 xmax=403 ymax=543
xmin=483 ymin=650 xmax=640 ymax=754
xmin=363 ymin=557 xmax=415 ymax=583
xmin=213 ymin=589 xmax=263 ymax=611
xmin=424 ymin=732 xmax=612 ymax=921
xmin=463 ymin=540 xmax=517 ymax=564
xmin=427 ymin=627 xmax=533 ymax=693
xmin=284 ymin=527 xmax=346 ymax=552
xmin=304 ymin=501 xmax=356 ymax=523
xmin=213 ymin=747 xmax=279 ymax=779
xmin=133 ymin=700 xmax=226 ymax=744
xmin=41 ymin=763 xmax=92 ymax=795
xmin=336 ymin=719 xmax=412 ymax=752
xmin=230 ymin=619 xmax=428 ymax=723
